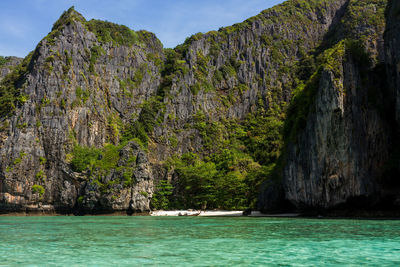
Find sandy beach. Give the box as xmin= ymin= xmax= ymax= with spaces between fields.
xmin=150 ymin=210 xmax=301 ymax=217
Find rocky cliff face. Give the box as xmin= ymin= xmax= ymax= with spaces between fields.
xmin=0 ymin=0 xmax=399 ymax=214
xmin=0 ymin=57 xmax=22 ymax=81
xmin=386 ymin=0 xmax=400 ymax=125
xmin=280 ymin=0 xmax=400 ymax=212
xmin=283 ymin=43 xmax=390 ymax=209
xmin=0 ymin=8 xmax=162 ymax=214
xmin=152 ymin=0 xmax=349 ymax=159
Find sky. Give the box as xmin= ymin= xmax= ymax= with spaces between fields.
xmin=0 ymin=0 xmax=285 ymax=58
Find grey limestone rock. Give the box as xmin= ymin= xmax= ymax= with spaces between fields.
xmin=0 ymin=57 xmax=22 ymax=81
xmin=0 ymin=9 xmax=161 ymax=214
xmin=1 ymin=1 xmax=399 ymax=214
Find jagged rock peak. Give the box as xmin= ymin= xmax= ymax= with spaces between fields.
xmin=1 ymin=0 xmax=398 ymax=215
xmin=45 ymin=6 xmax=162 ymax=52
xmin=51 ymin=6 xmax=86 ymax=31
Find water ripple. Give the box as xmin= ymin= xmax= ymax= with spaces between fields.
xmin=0 ymin=216 xmax=399 ymax=266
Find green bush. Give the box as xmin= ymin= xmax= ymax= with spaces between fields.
xmin=75 ymin=86 xmax=90 ymax=104
xmin=35 ymin=170 xmax=46 ymax=181
xmin=98 ymin=144 xmax=120 ymax=170
xmin=32 ymin=185 xmax=45 ymax=197
xmin=71 ymin=145 xmax=101 ymax=172
xmin=77 ymin=196 xmax=84 ymax=204
xmin=140 ymin=191 xmax=149 ymax=197
xmin=161 ymin=48 xmax=189 ymax=83
xmin=122 ymin=121 xmax=149 ymax=146
xmin=0 ymin=56 xmax=8 ymax=66
xmin=89 ymin=46 xmax=105 ymax=73
xmin=168 ymin=135 xmax=178 ymax=148
xmin=134 ymin=65 xmax=146 ymax=84
xmin=169 ymin=150 xmax=261 ymax=210
xmin=174 ymin=154 xmax=218 ymax=209
xmin=0 ymin=51 xmax=34 ymax=117
xmin=71 ymin=143 xmax=124 ymax=173
xmin=86 ymin=19 xmax=140 ymax=46
xmin=151 ymin=180 xmax=174 ymax=210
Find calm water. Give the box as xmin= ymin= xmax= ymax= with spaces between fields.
xmin=0 ymin=216 xmax=399 ymax=266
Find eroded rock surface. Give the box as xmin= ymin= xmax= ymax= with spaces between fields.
xmin=1 ymin=0 xmax=399 ymax=214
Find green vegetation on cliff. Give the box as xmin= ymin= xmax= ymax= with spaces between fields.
xmin=0 ymin=0 xmax=393 ymax=213
xmin=48 ymin=6 xmax=160 ymax=50
xmin=151 ymin=180 xmax=174 ymax=210
xmin=0 ymin=52 xmax=33 ymax=117
xmin=156 ymin=104 xmax=285 ymax=210
xmin=32 ymin=184 xmax=45 ymax=197
xmin=70 ymin=143 xmax=135 ymax=189
xmin=86 ymin=20 xmax=140 ymax=47
xmin=285 ymin=39 xmax=373 ymax=143
xmin=0 ymin=56 xmax=8 ymax=66
xmin=113 ymin=0 xmax=389 ymax=210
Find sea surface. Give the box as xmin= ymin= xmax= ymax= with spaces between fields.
xmin=0 ymin=216 xmax=399 ymax=266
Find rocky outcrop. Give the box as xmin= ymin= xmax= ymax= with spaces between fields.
xmin=76 ymin=141 xmax=154 ymax=214
xmin=283 ymin=46 xmax=390 ymax=209
xmin=385 ymin=0 xmax=400 ymax=125
xmin=0 ymin=8 xmax=162 ymax=214
xmin=0 ymin=56 xmax=22 ymax=81
xmin=1 ymin=0 xmax=399 ymax=214
xmin=153 ymin=0 xmax=349 ymax=159
xmin=280 ymin=0 xmax=400 ymax=211
xmin=383 ymin=0 xmax=400 ymax=208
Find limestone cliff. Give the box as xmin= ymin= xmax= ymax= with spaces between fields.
xmin=152 ymin=0 xmax=349 ymax=159
xmin=386 ymin=0 xmax=400 ymax=125
xmin=283 ymin=42 xmax=391 ymax=209
xmin=277 ymin=0 xmax=400 ymax=211
xmin=0 ymin=0 xmax=399 ymax=214
xmin=0 ymin=8 xmax=162 ymax=214
xmin=0 ymin=56 xmax=22 ymax=81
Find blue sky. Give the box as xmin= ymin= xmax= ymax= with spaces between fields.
xmin=0 ymin=0 xmax=285 ymax=58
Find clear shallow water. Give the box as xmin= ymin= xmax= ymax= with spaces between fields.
xmin=0 ymin=216 xmax=399 ymax=266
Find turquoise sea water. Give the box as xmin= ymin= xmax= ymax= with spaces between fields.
xmin=0 ymin=216 xmax=399 ymax=266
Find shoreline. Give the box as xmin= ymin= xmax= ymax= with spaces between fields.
xmin=149 ymin=210 xmax=301 ymax=217
xmin=0 ymin=210 xmax=292 ymax=217
xmin=1 ymin=209 xmax=399 ymax=219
